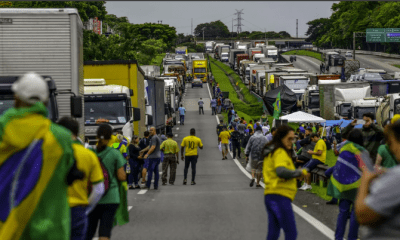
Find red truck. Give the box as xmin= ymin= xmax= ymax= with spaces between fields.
xmin=236 ymin=54 xmax=249 ymax=72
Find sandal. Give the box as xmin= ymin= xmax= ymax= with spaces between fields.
xmin=256 ymin=184 xmax=262 ymax=188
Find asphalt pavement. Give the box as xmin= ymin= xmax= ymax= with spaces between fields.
xmin=93 ymin=82 xmax=341 ymax=240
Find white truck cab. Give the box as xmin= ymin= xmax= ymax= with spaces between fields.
xmin=351 ymin=97 xmax=382 ymax=124
xmin=84 ymin=79 xmax=136 ymax=145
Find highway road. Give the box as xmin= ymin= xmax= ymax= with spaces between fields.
xmin=89 ymin=81 xmax=365 ymax=240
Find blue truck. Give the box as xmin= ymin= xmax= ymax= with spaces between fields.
xmin=145 ymin=76 xmax=166 ymax=133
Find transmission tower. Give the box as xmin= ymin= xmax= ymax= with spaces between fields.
xmin=234 ymin=9 xmax=244 ymax=34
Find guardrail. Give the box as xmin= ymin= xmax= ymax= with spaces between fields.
xmin=328 ymin=49 xmax=400 ymax=59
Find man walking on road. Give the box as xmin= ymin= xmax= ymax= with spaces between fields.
xmin=245 ymin=126 xmax=269 ymax=188
xmin=210 ymin=97 xmax=217 ymax=115
xmin=237 ymin=120 xmax=246 ymax=147
xmin=178 ymin=104 xmax=186 ymax=125
xmin=160 ymin=132 xmax=179 ymax=185
xmin=219 ymin=127 xmax=231 ymax=160
xmin=142 ymin=127 xmax=162 ymax=190
xmin=216 ymin=119 xmax=227 ymax=143
xmin=198 ymin=98 xmax=204 ymax=115
xmin=181 ymin=128 xmax=203 ymax=185
xmin=230 ymin=127 xmax=242 ymax=159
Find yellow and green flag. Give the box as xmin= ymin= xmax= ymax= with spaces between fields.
xmin=0 ymin=103 xmax=74 ymax=240
xmin=273 ymin=92 xmax=281 ymax=119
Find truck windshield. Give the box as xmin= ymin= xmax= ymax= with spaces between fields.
xmin=354 ymin=107 xmax=376 ymax=119
xmin=309 ymin=94 xmax=319 ymax=109
xmin=194 ymin=68 xmax=206 ymax=73
xmin=339 ymin=103 xmax=351 ymax=116
xmin=85 ymin=100 xmax=127 ymax=125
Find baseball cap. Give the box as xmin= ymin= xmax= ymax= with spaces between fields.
xmin=167 ymin=132 xmax=174 ymax=137
xmin=392 ymin=114 xmax=400 ymax=124
xmin=12 ymin=72 xmax=49 ymax=105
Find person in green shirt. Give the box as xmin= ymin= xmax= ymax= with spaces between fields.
xmin=86 ymin=124 xmax=127 ymax=240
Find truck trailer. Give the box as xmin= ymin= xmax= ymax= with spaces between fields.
xmin=192 ymin=59 xmax=208 ymax=82
xmin=146 ymin=77 xmax=166 ymax=133
xmin=0 ymin=8 xmax=85 ymax=138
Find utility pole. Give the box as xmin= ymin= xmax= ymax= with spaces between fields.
xmin=232 ymin=18 xmax=234 ymax=38
xmin=202 ymin=27 xmax=205 ymax=41
xmin=353 ymin=32 xmax=366 ymax=60
xmin=296 ymin=19 xmax=298 ymax=38
xmin=234 ymin=9 xmax=244 ymax=34
xmin=191 ymin=18 xmax=193 ymax=36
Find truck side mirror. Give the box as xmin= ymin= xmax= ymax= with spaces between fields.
xmin=147 ymin=115 xmax=153 ymax=125
xmin=133 ymin=107 xmax=141 ymax=121
xmin=129 ymin=89 xmax=134 ymax=96
xmin=70 ymin=96 xmax=82 ymax=118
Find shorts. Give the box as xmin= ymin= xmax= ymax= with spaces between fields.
xmin=222 ymin=143 xmax=229 ymax=151
xmin=303 ymin=159 xmax=323 ymax=171
xmin=143 ymin=158 xmax=150 ymax=169
xmin=251 ymin=158 xmax=262 ymax=173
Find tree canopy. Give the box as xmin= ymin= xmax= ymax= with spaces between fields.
xmin=305 ymin=1 xmax=400 ymax=52
xmin=194 ymin=20 xmax=230 ymax=38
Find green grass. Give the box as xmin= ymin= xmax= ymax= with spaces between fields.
xmin=209 ymin=56 xmax=263 ymax=119
xmin=392 ymin=64 xmax=400 ymax=69
xmin=282 ymin=50 xmax=323 ymax=62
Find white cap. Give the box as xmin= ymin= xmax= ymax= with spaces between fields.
xmin=12 ymin=72 xmax=49 ymax=105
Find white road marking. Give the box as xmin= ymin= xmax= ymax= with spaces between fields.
xmin=206 ymin=82 xmax=335 ymax=240
xmin=175 ymin=134 xmax=178 ymax=137
xmin=176 ymin=127 xmax=179 ymax=130
xmin=138 ymin=190 xmax=148 ymax=194
xmin=128 ymin=206 xmax=133 ymax=211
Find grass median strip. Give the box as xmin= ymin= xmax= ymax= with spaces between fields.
xmin=282 ymin=50 xmax=323 ymax=62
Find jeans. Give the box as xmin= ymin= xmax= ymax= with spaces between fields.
xmin=180 ymin=115 xmax=185 ymax=125
xmin=211 ymin=107 xmax=217 ymax=115
xmin=264 ymin=194 xmax=297 ymax=240
xmin=146 ymin=158 xmax=161 ymax=188
xmin=184 ymin=155 xmax=198 ymax=182
xmin=127 ymin=158 xmax=135 ymax=185
xmin=71 ymin=206 xmax=88 ymax=240
xmin=335 ymin=199 xmax=359 ymax=240
xmin=218 ymin=105 xmax=222 ymax=113
xmin=199 ymin=107 xmax=204 ymax=115
xmin=131 ymin=160 xmax=142 ymax=186
xmin=232 ymin=141 xmax=241 ymax=158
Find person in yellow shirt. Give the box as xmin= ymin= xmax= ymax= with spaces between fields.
xmin=218 ymin=127 xmax=231 ymax=160
xmin=57 ymin=117 xmax=105 ymax=240
xmin=299 ymin=133 xmax=327 ymax=191
xmin=181 ymin=128 xmax=203 ymax=185
xmin=111 ymin=134 xmax=129 ymax=160
xmin=160 ymin=132 xmax=180 ymax=185
xmin=262 ymin=125 xmax=307 ymax=240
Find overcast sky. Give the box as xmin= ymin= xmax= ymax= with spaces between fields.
xmin=105 ymin=1 xmax=338 ymax=38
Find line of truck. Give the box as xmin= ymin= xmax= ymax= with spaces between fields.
xmin=211 ymin=39 xmax=400 ymax=126
xmin=0 ymin=8 xmax=188 ymax=147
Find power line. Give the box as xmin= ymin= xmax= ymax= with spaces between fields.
xmin=234 ymin=9 xmax=244 ymax=34
xmin=242 ymin=19 xmax=264 ymax=32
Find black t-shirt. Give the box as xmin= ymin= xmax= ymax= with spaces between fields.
xmin=217 ymin=124 xmax=227 ymax=135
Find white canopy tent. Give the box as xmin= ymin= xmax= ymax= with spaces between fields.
xmin=279 ymin=111 xmax=326 ymax=123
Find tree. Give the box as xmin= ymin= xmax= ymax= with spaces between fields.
xmin=305 ymin=18 xmax=332 ymax=46
xmin=136 ymin=39 xmax=167 ymax=65
xmin=279 ymin=31 xmax=291 ymax=38
xmin=0 ymin=1 xmax=107 ymax=22
xmin=194 ymin=20 xmax=230 ymax=38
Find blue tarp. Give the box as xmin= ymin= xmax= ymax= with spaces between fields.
xmin=324 ymin=120 xmax=363 ymax=129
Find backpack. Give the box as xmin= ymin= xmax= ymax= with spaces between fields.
xmin=88 ymin=153 xmax=111 ymax=196
xmin=230 ymin=131 xmax=240 ymax=141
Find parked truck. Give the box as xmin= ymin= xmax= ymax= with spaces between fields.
xmin=351 ymin=97 xmax=383 ymax=124
xmin=376 ymin=93 xmax=400 ymax=127
xmin=141 ymin=65 xmax=161 ymax=77
xmin=146 ymin=77 xmax=166 ymax=133
xmin=84 ymin=60 xmax=146 ymax=137
xmin=217 ymin=45 xmax=230 ymax=60
xmin=322 ymin=52 xmax=346 ymax=74
xmin=236 ymin=54 xmax=249 ymax=72
xmin=334 ymin=84 xmax=371 ymax=119
xmin=248 ymin=48 xmax=262 ymax=60
xmin=175 ymin=46 xmax=188 ymax=55
xmin=192 ymin=59 xmax=208 ymax=82
xmin=205 ymin=41 xmax=215 ymax=52
xmin=0 ymin=8 xmax=85 ymax=138
xmin=229 ymin=49 xmax=246 ymax=69
xmin=83 ymin=79 xmax=138 ymax=145
xmin=262 ymin=46 xmax=279 ymax=60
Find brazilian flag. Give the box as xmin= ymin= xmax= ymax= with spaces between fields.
xmin=273 ymin=92 xmax=281 ymax=120
xmin=0 ymin=103 xmax=74 ymax=240
xmin=327 ymin=142 xmax=366 ymax=202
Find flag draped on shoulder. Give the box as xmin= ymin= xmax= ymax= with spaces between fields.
xmin=327 ymin=142 xmax=366 ymax=202
xmin=113 ymin=181 xmax=129 ymax=226
xmin=272 ymin=92 xmax=281 ymax=120
xmin=0 ymin=103 xmax=74 ymax=240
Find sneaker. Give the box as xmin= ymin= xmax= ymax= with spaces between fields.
xmin=222 ymin=157 xmax=225 ymax=160
xmin=162 ymin=183 xmax=167 ymax=186
xmin=250 ymin=178 xmax=255 ymax=187
xmin=191 ymin=181 xmax=196 ymax=185
xmin=154 ymin=187 xmax=158 ymax=190
xmin=303 ymin=184 xmax=312 ymax=191
xmin=183 ymin=179 xmax=187 ymax=185
xmin=129 ymin=185 xmax=135 ymax=190
xmin=299 ymin=183 xmax=307 ymax=190
xmin=135 ymin=185 xmax=141 ymax=189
